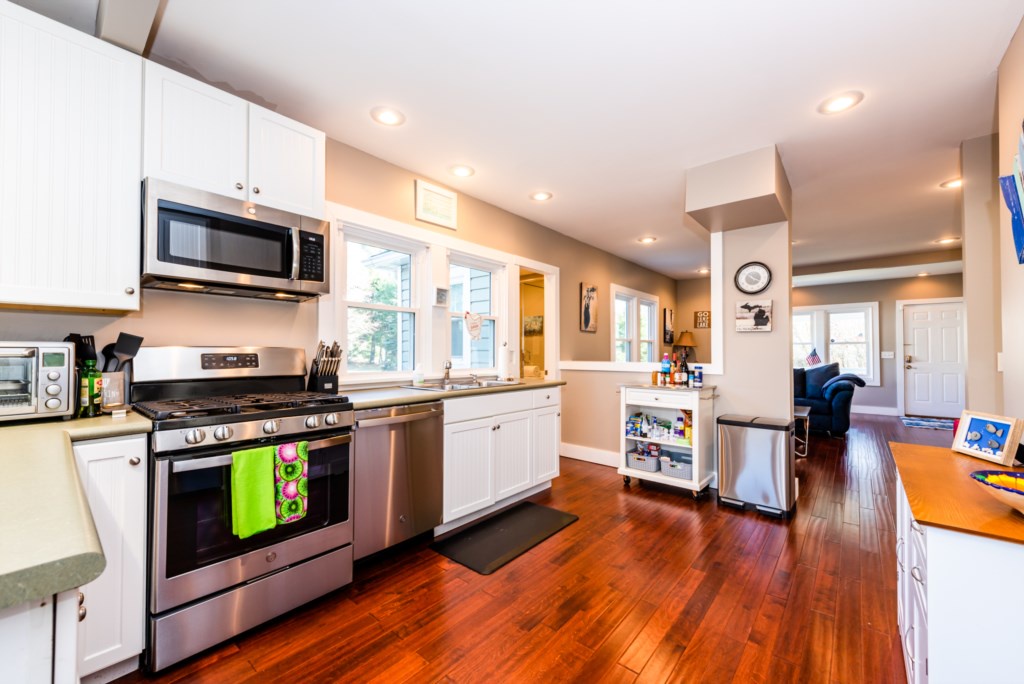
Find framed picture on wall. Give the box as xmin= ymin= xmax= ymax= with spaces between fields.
xmin=735 ymin=300 xmax=772 ymax=332
xmin=414 ymin=179 xmax=458 ymax=229
xmin=663 ymin=308 xmax=674 ymax=344
xmin=580 ymin=283 xmax=597 ymax=332
xmin=695 ymin=310 xmax=710 ymax=329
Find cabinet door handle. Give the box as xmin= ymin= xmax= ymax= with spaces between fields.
xmin=495 ymin=424 xmax=501 ymax=430
xmin=129 ymin=456 xmax=141 ymax=466
xmin=235 ymin=182 xmax=244 ymax=190
xmin=78 ymin=605 xmax=87 ymax=622
xmin=77 ymin=592 xmax=84 ymax=606
xmin=125 ymin=287 xmax=135 ymax=295
xmin=910 ymin=520 xmax=923 ymax=533
xmin=252 ymin=186 xmax=261 ymax=194
xmin=911 ymin=566 xmax=924 ymax=584
xmin=557 ymin=412 xmax=560 ymax=417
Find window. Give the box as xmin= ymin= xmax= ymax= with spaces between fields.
xmin=449 ymin=261 xmax=498 ymax=369
xmin=792 ymin=302 xmax=879 ymax=385
xmin=344 ymin=239 xmax=416 ymax=373
xmin=610 ymin=284 xmax=658 ymax=363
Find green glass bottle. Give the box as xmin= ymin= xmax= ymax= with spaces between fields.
xmin=77 ymin=359 xmax=103 ymax=418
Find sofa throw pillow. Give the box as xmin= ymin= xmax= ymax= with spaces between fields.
xmin=793 ymin=368 xmax=807 ymax=398
xmin=805 ymin=362 xmax=840 ymax=398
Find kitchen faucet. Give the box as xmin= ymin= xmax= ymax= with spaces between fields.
xmin=443 ymin=360 xmax=452 ymax=384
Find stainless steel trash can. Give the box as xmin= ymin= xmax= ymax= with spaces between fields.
xmin=717 ymin=415 xmax=795 ymax=516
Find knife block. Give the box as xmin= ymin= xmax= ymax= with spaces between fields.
xmin=308 ymin=374 xmax=338 ymax=393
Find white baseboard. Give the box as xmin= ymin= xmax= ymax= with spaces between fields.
xmin=560 ymin=442 xmax=618 ymax=468
xmin=851 ymin=405 xmax=899 ymax=416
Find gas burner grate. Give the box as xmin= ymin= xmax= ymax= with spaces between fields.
xmin=135 ymin=391 xmax=350 ymax=421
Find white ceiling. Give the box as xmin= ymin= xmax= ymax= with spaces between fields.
xmin=146 ymin=1 xmax=1024 ymax=279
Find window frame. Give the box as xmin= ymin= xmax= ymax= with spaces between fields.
xmin=337 ymin=227 xmax=426 ymax=380
xmin=448 ymin=254 xmax=502 ymax=372
xmin=792 ymin=301 xmax=880 ymax=386
xmin=609 ymin=283 xmax=659 ymax=363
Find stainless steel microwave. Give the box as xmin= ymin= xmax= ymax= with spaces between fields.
xmin=141 ymin=179 xmax=330 ymax=301
xmin=0 ymin=342 xmax=75 ymax=422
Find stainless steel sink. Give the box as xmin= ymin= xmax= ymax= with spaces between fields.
xmin=400 ymin=378 xmax=524 ymax=392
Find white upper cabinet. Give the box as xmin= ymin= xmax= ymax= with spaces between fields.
xmin=144 ymin=62 xmax=326 ymax=218
xmin=0 ymin=2 xmax=142 ymax=311
xmin=143 ymin=61 xmax=248 ymax=200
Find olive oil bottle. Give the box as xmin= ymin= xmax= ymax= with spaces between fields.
xmin=77 ymin=359 xmax=103 ymax=418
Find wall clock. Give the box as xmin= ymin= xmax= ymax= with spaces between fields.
xmin=734 ymin=261 xmax=772 ymax=295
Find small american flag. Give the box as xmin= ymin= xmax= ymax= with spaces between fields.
xmin=806 ymin=348 xmax=822 ymax=366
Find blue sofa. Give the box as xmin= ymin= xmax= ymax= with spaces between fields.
xmin=794 ymin=363 xmax=866 ymax=437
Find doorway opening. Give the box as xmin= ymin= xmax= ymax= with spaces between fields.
xmin=897 ymin=298 xmax=965 ymax=418
xmin=520 ymin=268 xmax=545 ymax=378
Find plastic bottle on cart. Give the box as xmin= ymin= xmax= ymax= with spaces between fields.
xmin=693 ymin=365 xmax=703 ymax=388
xmin=661 ymin=353 xmax=671 ymax=378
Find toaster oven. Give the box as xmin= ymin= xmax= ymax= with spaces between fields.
xmin=0 ymin=342 xmax=75 ymax=422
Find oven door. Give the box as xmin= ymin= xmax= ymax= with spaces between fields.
xmin=151 ymin=432 xmax=351 ymax=614
xmin=0 ymin=348 xmax=38 ymax=419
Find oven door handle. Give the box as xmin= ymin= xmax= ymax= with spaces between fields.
xmin=170 ymin=433 xmax=352 ymax=472
xmin=0 ymin=348 xmax=36 ymax=357
xmin=290 ymin=228 xmax=301 ymax=280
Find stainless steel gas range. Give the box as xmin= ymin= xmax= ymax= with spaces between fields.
xmin=131 ymin=346 xmax=355 ymax=672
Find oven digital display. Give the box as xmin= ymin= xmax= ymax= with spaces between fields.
xmin=201 ymin=353 xmax=259 ymax=370
xmin=42 ymin=352 xmax=65 ymax=367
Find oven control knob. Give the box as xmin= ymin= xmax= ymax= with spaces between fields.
xmin=44 ymin=398 xmax=62 ymax=409
xmin=185 ymin=429 xmax=207 ymax=445
xmin=47 ymin=371 xmax=60 ymax=381
xmin=324 ymin=413 xmax=338 ymax=426
xmin=213 ymin=426 xmax=234 ymax=441
xmin=45 ymin=384 xmax=61 ymax=396
xmin=262 ymin=420 xmax=280 ymax=435
xmin=305 ymin=415 xmax=320 ymax=429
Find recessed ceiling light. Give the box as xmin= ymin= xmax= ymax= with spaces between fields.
xmin=370 ymin=106 xmax=406 ymax=126
xmin=450 ymin=165 xmax=475 ymax=178
xmin=940 ymin=178 xmax=962 ymax=189
xmin=638 ymin=237 xmax=657 ymax=245
xmin=934 ymin=236 xmax=961 ymax=245
xmin=246 ymin=207 xmax=256 ymax=215
xmin=530 ymin=191 xmax=553 ymax=201
xmin=697 ymin=268 xmax=710 ymax=275
xmin=917 ymin=272 xmax=930 ymax=277
xmin=817 ymin=90 xmax=864 ymax=115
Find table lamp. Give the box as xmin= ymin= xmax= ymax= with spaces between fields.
xmin=675 ymin=330 xmax=697 ymax=362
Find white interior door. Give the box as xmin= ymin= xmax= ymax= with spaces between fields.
xmin=902 ymin=302 xmax=965 ymax=418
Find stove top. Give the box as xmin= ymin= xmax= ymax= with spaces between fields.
xmin=134 ymin=391 xmax=351 ymax=421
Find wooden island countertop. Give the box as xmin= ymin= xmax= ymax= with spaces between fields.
xmin=891 ymin=441 xmax=1024 ymax=545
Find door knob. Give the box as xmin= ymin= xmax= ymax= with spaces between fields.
xmin=905 ymin=364 xmax=913 ymax=369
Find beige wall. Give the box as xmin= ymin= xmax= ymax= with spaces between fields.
xmin=960 ymin=134 xmax=1003 ymax=413
xmin=326 ymin=140 xmax=678 ymax=363
xmin=792 ymin=274 xmax=963 ymax=409
xmin=999 ymin=20 xmax=1024 ymax=417
xmin=675 ymin=277 xmax=713 ymax=363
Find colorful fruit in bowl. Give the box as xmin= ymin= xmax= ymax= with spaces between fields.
xmin=971 ymin=470 xmax=1024 ymax=514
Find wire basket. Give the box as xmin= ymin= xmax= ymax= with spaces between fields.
xmin=626 ymin=452 xmax=661 ymax=472
xmin=660 ymin=460 xmax=693 ymax=480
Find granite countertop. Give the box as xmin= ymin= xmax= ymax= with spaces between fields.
xmin=346 ymin=377 xmax=566 ymax=410
xmin=891 ymin=441 xmax=1024 ymax=545
xmin=0 ymin=413 xmax=152 ymax=610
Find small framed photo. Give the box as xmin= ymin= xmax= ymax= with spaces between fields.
xmin=415 ymin=179 xmax=458 ymax=229
xmin=952 ymin=410 xmax=1024 ymax=465
xmin=735 ymin=299 xmax=772 ymax=332
xmin=580 ymin=283 xmax=597 ymax=332
xmin=663 ymin=308 xmax=674 ymax=344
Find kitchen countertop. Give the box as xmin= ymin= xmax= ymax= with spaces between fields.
xmin=0 ymin=412 xmax=152 ymax=610
xmin=891 ymin=441 xmax=1024 ymax=545
xmin=346 ymin=377 xmax=566 ymax=410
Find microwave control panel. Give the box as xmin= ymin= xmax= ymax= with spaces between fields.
xmin=298 ymin=232 xmax=325 ymax=282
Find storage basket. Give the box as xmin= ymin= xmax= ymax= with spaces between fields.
xmin=661 ymin=460 xmax=693 ymax=480
xmin=626 ymin=452 xmax=660 ymax=472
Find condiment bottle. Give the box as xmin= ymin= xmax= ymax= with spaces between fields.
xmin=78 ymin=359 xmax=103 ymax=418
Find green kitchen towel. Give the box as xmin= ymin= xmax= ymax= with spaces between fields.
xmin=231 ymin=446 xmax=277 ymax=539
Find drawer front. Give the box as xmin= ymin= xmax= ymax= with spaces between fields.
xmin=533 ymin=387 xmax=561 ymax=408
xmin=444 ymin=390 xmax=534 ymax=423
xmin=624 ymin=388 xmax=694 ymax=409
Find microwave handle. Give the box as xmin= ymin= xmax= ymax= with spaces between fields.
xmin=0 ymin=348 xmax=36 ymax=358
xmin=171 ymin=433 xmax=352 ymax=472
xmin=290 ymin=228 xmax=301 ymax=280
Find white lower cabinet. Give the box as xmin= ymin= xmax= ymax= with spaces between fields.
xmin=70 ymin=435 xmax=147 ymax=678
xmin=442 ymin=388 xmax=561 ymax=525
xmin=0 ymin=599 xmax=53 ymax=684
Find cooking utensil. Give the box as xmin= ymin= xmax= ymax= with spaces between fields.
xmin=101 ymin=343 xmax=117 ymax=372
xmin=110 ymin=332 xmax=144 ymax=371
xmin=64 ymin=333 xmax=97 ymax=366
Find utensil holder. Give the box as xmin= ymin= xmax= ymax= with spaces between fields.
xmin=308 ymin=375 xmax=338 ymax=393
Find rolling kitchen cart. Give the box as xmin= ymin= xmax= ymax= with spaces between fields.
xmin=619 ymin=385 xmax=716 ymax=498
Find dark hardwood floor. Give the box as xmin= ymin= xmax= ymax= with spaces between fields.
xmin=120 ymin=414 xmax=953 ymax=684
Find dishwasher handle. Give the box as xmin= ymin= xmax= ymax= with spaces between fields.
xmin=356 ymin=408 xmax=442 ymax=429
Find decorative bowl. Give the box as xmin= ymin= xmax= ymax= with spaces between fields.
xmin=970 ymin=470 xmax=1024 ymax=515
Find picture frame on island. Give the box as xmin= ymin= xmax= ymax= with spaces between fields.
xmin=952 ymin=410 xmax=1024 ymax=466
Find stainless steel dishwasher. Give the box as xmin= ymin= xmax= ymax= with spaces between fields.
xmin=353 ymin=401 xmax=444 ymax=560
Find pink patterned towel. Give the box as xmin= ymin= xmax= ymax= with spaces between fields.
xmin=274 ymin=441 xmax=309 ymax=524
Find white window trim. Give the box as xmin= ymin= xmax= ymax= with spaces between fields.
xmin=793 ymin=301 xmax=880 ymax=386
xmin=448 ymin=253 xmax=504 ymax=373
xmin=609 ymin=283 xmax=659 ymax=364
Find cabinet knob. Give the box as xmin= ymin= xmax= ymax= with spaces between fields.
xmin=78 ymin=606 xmax=87 ymax=622
xmin=546 ymin=394 xmax=550 ymax=399
xmin=235 ymin=182 xmax=244 ymax=190
xmin=557 ymin=412 xmax=560 ymax=417
xmin=78 ymin=592 xmax=84 ymax=606
xmin=125 ymin=287 xmax=135 ymax=295
xmin=252 ymin=186 xmax=261 ymax=194
xmin=129 ymin=456 xmax=141 ymax=466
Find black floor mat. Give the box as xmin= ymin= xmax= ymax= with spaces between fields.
xmin=432 ymin=501 xmax=579 ymax=575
